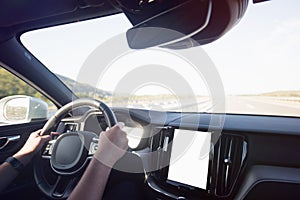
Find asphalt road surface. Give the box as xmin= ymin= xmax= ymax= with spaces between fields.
xmin=222 ymin=96 xmax=300 ymax=117
xmin=123 ymin=96 xmax=300 ymax=117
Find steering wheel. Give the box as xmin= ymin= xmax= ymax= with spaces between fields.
xmin=34 ymin=98 xmax=118 ymax=199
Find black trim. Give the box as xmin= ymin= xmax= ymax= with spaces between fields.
xmin=235 ymin=165 xmax=300 ymax=200
xmin=112 ymin=108 xmax=300 ymax=136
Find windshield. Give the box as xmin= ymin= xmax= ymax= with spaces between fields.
xmin=21 ymin=1 xmax=300 ymax=117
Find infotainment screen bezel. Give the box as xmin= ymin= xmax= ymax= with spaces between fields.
xmin=148 ymin=126 xmax=215 ymax=197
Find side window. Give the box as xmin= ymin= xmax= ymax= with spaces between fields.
xmin=0 ymin=67 xmax=57 ymax=126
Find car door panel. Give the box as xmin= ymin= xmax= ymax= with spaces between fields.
xmin=0 ymin=120 xmax=46 ymax=163
xmin=0 ymin=120 xmax=47 ymax=199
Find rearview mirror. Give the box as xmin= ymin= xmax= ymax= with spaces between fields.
xmin=125 ymin=0 xmax=212 ymax=49
xmin=118 ymin=0 xmax=249 ymax=49
xmin=0 ymin=95 xmax=48 ymax=124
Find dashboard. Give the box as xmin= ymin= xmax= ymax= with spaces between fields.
xmin=113 ymin=108 xmax=300 ymax=200
xmin=43 ymin=107 xmax=300 ymax=200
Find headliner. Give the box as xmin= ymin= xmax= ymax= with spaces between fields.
xmin=0 ymin=0 xmax=121 ymax=42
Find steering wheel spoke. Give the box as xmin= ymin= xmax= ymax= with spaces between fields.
xmin=51 ymin=175 xmax=79 ymax=199
xmin=41 ymin=139 xmax=57 ymax=159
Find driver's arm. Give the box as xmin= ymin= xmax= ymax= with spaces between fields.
xmin=67 ymin=124 xmax=128 ymax=200
xmin=0 ymin=130 xmax=51 ymax=192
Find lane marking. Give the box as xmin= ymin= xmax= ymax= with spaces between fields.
xmin=246 ymin=103 xmax=255 ymax=109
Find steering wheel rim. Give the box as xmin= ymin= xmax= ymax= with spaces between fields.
xmin=41 ymin=98 xmax=117 ymax=135
xmin=34 ymin=98 xmax=118 ymax=199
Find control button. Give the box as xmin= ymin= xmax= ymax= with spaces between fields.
xmin=89 ymin=142 xmax=98 ymax=155
xmin=43 ymin=140 xmax=56 ymax=155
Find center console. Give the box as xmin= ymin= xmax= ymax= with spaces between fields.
xmin=147 ymin=127 xmax=247 ymax=199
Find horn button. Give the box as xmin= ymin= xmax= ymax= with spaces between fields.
xmin=50 ymin=131 xmax=97 ymax=175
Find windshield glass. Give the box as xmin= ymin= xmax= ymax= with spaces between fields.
xmin=21 ymin=1 xmax=300 ymax=117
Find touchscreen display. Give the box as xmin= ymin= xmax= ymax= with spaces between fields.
xmin=167 ymin=129 xmax=211 ymax=190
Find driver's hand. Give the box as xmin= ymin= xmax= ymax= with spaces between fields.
xmin=14 ymin=130 xmax=55 ymax=165
xmin=94 ymin=123 xmax=128 ymax=167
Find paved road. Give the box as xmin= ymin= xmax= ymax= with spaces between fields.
xmin=122 ymin=96 xmax=300 ymax=117
xmin=223 ymin=96 xmax=300 ymax=117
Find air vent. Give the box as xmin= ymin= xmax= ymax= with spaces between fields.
xmin=215 ymin=134 xmax=247 ymax=197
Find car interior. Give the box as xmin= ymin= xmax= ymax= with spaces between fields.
xmin=0 ymin=0 xmax=300 ymax=199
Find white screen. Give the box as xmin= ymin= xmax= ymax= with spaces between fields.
xmin=167 ymin=129 xmax=211 ymax=189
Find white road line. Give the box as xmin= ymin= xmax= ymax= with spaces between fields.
xmin=245 ymin=98 xmax=300 ymax=109
xmin=246 ymin=103 xmax=255 ymax=109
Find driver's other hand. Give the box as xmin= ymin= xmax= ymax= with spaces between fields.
xmin=94 ymin=124 xmax=129 ymax=167
xmin=13 ymin=130 xmax=55 ymax=165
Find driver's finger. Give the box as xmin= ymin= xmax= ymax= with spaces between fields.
xmin=106 ymin=122 xmax=125 ymax=131
xmin=117 ymin=122 xmax=125 ymax=129
xmin=31 ymin=129 xmax=42 ymax=137
xmin=50 ymin=132 xmax=59 ymax=139
xmin=40 ymin=134 xmax=51 ymax=142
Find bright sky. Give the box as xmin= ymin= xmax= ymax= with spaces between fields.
xmin=21 ymin=0 xmax=300 ymax=95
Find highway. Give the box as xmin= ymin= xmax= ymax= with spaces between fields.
xmin=222 ymin=96 xmax=300 ymax=117
xmin=123 ymin=96 xmax=300 ymax=117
